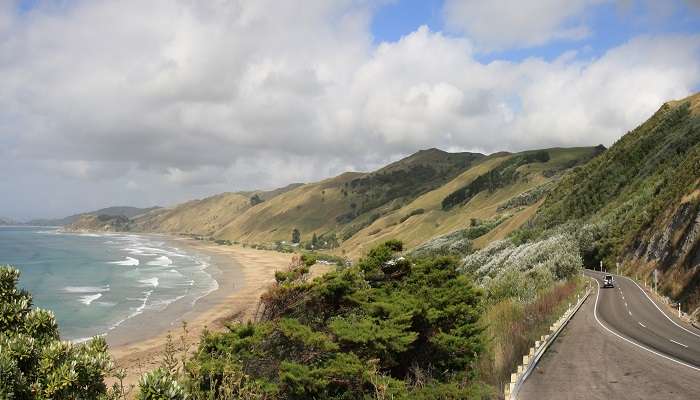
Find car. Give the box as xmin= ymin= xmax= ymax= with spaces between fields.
xmin=603 ymin=275 xmax=615 ymax=288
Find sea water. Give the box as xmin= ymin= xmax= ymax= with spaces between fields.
xmin=0 ymin=226 xmax=218 ymax=341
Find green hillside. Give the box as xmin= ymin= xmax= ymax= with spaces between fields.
xmin=523 ymin=92 xmax=700 ymax=310
xmin=339 ymin=146 xmax=602 ymax=258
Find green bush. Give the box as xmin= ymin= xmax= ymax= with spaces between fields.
xmin=0 ymin=265 xmax=112 ymax=399
xmin=399 ymin=208 xmax=425 ymax=223
xmin=177 ymin=241 xmax=485 ymax=399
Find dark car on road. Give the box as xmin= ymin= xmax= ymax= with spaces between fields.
xmin=603 ymin=275 xmax=615 ymax=288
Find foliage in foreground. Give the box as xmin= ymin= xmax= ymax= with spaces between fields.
xmin=0 ymin=265 xmax=112 ymax=399
xmin=142 ymin=241 xmax=491 ymax=399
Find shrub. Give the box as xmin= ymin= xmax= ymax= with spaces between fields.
xmin=399 ymin=208 xmax=425 ymax=223
xmin=177 ymin=241 xmax=486 ymax=399
xmin=0 ymin=265 xmax=112 ymax=399
xmin=462 ymin=234 xmax=582 ymax=302
xmin=138 ymin=369 xmax=188 ymax=400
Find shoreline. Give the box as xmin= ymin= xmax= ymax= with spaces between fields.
xmin=108 ymin=237 xmax=296 ymax=387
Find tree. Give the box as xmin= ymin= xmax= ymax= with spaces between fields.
xmin=0 ymin=265 xmax=112 ymax=399
xmin=250 ymin=194 xmax=264 ymax=206
xmin=311 ymin=233 xmax=319 ymax=248
xmin=292 ymin=228 xmax=301 ymax=244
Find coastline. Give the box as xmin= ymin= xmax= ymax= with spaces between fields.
xmin=107 ymin=237 xmax=296 ymax=386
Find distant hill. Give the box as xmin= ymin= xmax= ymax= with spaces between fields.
xmin=0 ymin=217 xmax=19 ymax=226
xmin=338 ymin=146 xmax=602 ymax=258
xmin=30 ymin=206 xmax=160 ymax=226
xmin=525 ymin=92 xmax=700 ymax=313
xmin=212 ymin=149 xmax=487 ymax=246
xmin=78 ymin=146 xmax=599 ymax=261
xmin=67 ymin=214 xmax=133 ymax=232
xmin=107 ymin=184 xmax=305 ymax=237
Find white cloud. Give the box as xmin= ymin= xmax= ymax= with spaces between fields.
xmin=442 ymin=0 xmax=607 ymax=50
xmin=0 ymin=1 xmax=699 ymax=219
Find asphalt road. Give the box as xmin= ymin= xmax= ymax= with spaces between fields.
xmin=586 ymin=270 xmax=700 ymax=369
xmin=519 ymin=270 xmax=700 ymax=399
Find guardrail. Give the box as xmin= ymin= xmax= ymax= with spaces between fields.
xmin=505 ymin=283 xmax=592 ymax=400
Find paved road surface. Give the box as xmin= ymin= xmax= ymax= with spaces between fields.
xmin=520 ymin=271 xmax=700 ymax=399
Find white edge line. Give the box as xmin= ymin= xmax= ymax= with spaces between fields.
xmin=623 ymin=275 xmax=700 ymax=339
xmin=592 ymin=279 xmax=700 ymax=372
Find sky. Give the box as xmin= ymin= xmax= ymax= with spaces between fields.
xmin=1 ymin=0 xmax=700 ymax=220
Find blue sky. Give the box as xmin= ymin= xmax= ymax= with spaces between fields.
xmin=371 ymin=0 xmax=700 ymax=63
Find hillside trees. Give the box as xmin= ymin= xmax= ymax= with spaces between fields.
xmin=442 ymin=151 xmax=550 ymax=210
xmin=250 ymin=194 xmax=264 ymax=206
xmin=291 ymin=228 xmax=301 ymax=244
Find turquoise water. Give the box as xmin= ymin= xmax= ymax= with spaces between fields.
xmin=0 ymin=226 xmax=218 ymax=341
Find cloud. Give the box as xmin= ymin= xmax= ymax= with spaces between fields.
xmin=442 ymin=0 xmax=607 ymax=50
xmin=0 ymin=1 xmax=699 ymax=219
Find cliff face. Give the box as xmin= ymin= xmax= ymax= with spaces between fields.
xmin=628 ymin=193 xmax=700 ymax=309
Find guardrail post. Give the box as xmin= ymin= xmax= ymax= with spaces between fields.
xmin=507 ymin=287 xmax=592 ymax=400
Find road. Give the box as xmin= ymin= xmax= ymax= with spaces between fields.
xmin=588 ymin=270 xmax=700 ymax=368
xmin=519 ymin=270 xmax=700 ymax=399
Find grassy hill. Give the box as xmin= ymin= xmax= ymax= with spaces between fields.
xmin=30 ymin=206 xmax=160 ymax=226
xmin=523 ymin=92 xmax=700 ymax=311
xmin=340 ymin=147 xmax=602 ymax=258
xmin=213 ymin=149 xmax=486 ymax=245
xmin=129 ymin=184 xmax=305 ymax=237
xmin=68 ymin=146 xmax=601 ymax=258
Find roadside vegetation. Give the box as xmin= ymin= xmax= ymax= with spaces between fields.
xmin=1 ymin=230 xmax=586 ymax=399
xmin=140 ymin=236 xmax=584 ymax=399
xmin=520 ymin=97 xmax=700 ymax=311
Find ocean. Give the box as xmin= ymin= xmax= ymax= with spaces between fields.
xmin=0 ymin=226 xmax=218 ymax=341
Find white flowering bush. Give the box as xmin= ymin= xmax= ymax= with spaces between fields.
xmin=461 ymin=234 xmax=582 ymax=302
xmin=0 ymin=265 xmax=112 ymax=399
xmin=137 ymin=368 xmax=188 ymax=400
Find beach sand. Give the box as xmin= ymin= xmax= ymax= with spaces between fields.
xmin=107 ymin=239 xmax=330 ymax=389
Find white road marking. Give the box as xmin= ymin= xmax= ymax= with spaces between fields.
xmin=628 ymin=310 xmax=632 ymax=316
xmin=670 ymin=339 xmax=688 ymax=348
xmin=624 ymin=276 xmax=700 ymax=339
xmin=639 ymin=322 xmax=646 ymax=328
xmin=625 ymin=302 xmax=628 ymax=308
xmin=592 ymin=279 xmax=700 ymax=372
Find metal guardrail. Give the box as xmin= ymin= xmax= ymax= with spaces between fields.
xmin=505 ymin=284 xmax=592 ymax=400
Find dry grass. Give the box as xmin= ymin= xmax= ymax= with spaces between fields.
xmin=478 ymin=278 xmax=584 ymax=390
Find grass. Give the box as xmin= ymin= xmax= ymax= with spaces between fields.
xmin=477 ymin=277 xmax=586 ymax=390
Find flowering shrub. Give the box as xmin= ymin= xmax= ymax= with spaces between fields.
xmin=138 ymin=369 xmax=188 ymax=400
xmin=0 ymin=265 xmax=112 ymax=399
xmin=461 ymin=234 xmax=582 ymax=302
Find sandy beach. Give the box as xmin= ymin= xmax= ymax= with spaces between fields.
xmin=107 ymin=238 xmax=325 ymax=388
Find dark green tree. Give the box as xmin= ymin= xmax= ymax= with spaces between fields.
xmin=250 ymin=194 xmax=264 ymax=206
xmin=291 ymin=228 xmax=301 ymax=244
